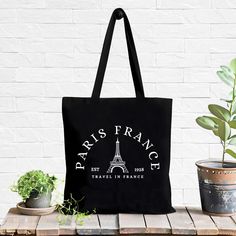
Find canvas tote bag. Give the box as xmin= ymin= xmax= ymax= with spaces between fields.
xmin=63 ymin=8 xmax=175 ymax=214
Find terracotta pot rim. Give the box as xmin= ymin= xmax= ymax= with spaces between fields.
xmin=196 ymin=159 xmax=236 ymax=171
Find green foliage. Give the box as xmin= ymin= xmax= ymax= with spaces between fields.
xmin=196 ymin=116 xmax=216 ymax=130
xmin=217 ymin=70 xmax=234 ymax=87
xmin=231 ymin=99 xmax=236 ymax=114
xmin=230 ymin=58 xmax=236 ymax=74
xmin=196 ymin=58 xmax=236 ymax=164
xmin=229 ymin=120 xmax=236 ymax=128
xmin=56 ymin=194 xmax=96 ymax=225
xmin=218 ymin=122 xmax=231 ymax=141
xmin=229 ymin=135 xmax=236 ymax=145
xmin=208 ymin=104 xmax=231 ymax=122
xmin=226 ymin=149 xmax=236 ymax=158
xmin=11 ymin=170 xmax=57 ymax=201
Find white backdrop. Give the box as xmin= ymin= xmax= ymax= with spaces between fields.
xmin=1 ymin=0 xmax=236 ymax=217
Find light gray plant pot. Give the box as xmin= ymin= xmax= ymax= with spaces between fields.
xmin=25 ymin=192 xmax=52 ymax=208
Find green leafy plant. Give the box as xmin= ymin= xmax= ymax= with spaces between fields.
xmin=11 ymin=170 xmax=57 ymax=201
xmin=56 ymin=194 xmax=95 ymax=225
xmin=196 ymin=58 xmax=236 ymax=165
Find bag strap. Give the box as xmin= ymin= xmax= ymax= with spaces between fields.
xmin=92 ymin=8 xmax=145 ymax=99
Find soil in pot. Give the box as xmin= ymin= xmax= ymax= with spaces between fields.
xmin=196 ymin=159 xmax=236 ymax=216
xmin=25 ymin=191 xmax=52 ymax=208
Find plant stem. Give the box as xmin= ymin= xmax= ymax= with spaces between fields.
xmin=230 ymin=75 xmax=236 ymax=114
xmin=222 ymin=141 xmax=226 ymax=167
xmin=226 ymin=74 xmax=236 ymax=166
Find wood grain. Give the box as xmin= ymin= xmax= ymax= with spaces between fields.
xmin=4 ymin=206 xmax=236 ymax=235
xmin=76 ymin=214 xmax=100 ymax=235
xmin=36 ymin=211 xmax=59 ymax=236
xmin=17 ymin=214 xmax=40 ymax=235
xmin=119 ymin=214 xmax=146 ymax=234
xmin=98 ymin=214 xmax=118 ymax=235
xmin=59 ymin=215 xmax=76 ymax=235
xmin=144 ymin=214 xmax=171 ymax=234
xmin=0 ymin=208 xmax=20 ymax=236
xmin=212 ymin=215 xmax=236 ymax=235
xmin=187 ymin=207 xmax=218 ymax=235
xmin=167 ymin=207 xmax=196 ymax=235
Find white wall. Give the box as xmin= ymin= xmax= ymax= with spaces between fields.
xmin=1 ymin=0 xmax=236 ymax=216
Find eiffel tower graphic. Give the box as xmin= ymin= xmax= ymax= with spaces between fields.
xmin=107 ymin=137 xmax=129 ymax=173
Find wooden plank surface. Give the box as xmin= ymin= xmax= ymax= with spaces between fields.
xmin=0 ymin=207 xmax=8 ymax=226
xmin=76 ymin=214 xmax=100 ymax=235
xmin=59 ymin=215 xmax=76 ymax=235
xmin=17 ymin=214 xmax=40 ymax=235
xmin=119 ymin=214 xmax=146 ymax=234
xmin=98 ymin=214 xmax=118 ymax=235
xmin=187 ymin=207 xmax=218 ymax=235
xmin=4 ymin=206 xmax=236 ymax=235
xmin=212 ymin=215 xmax=236 ymax=235
xmin=167 ymin=207 xmax=196 ymax=235
xmin=36 ymin=211 xmax=59 ymax=236
xmin=231 ymin=215 xmax=236 ymax=228
xmin=0 ymin=208 xmax=20 ymax=235
xmin=144 ymin=214 xmax=171 ymax=234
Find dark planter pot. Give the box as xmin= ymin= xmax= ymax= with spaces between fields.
xmin=196 ymin=159 xmax=236 ymax=216
xmin=25 ymin=191 xmax=52 ymax=208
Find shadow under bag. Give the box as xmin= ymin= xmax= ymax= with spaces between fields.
xmin=62 ymin=8 xmax=175 ymax=214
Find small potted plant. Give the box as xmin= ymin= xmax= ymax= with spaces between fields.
xmin=196 ymin=58 xmax=236 ymax=216
xmin=11 ymin=170 xmax=57 ymax=209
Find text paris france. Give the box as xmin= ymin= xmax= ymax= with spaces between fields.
xmin=76 ymin=125 xmax=160 ymax=171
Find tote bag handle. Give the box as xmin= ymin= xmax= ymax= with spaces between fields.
xmin=92 ymin=8 xmax=145 ymax=99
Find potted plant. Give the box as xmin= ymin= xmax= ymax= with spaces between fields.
xmin=11 ymin=170 xmax=57 ymax=208
xmin=196 ymin=58 xmax=236 ymax=216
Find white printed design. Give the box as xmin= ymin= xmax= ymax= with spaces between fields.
xmin=76 ymin=125 xmax=160 ymax=172
xmin=107 ymin=137 xmax=129 ymax=173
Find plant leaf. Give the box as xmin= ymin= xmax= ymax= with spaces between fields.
xmin=196 ymin=116 xmax=216 ymax=130
xmin=229 ymin=120 xmax=236 ymax=129
xmin=208 ymin=104 xmax=231 ymax=122
xmin=230 ymin=58 xmax=236 ymax=74
xmin=226 ymin=149 xmax=236 ymax=158
xmin=229 ymin=90 xmax=236 ymax=99
xmin=213 ymin=129 xmax=219 ymax=137
xmin=229 ymin=135 xmax=236 ymax=145
xmin=220 ymin=65 xmax=235 ymax=79
xmin=202 ymin=116 xmax=223 ymax=137
xmin=231 ymin=99 xmax=236 ymax=114
xmin=203 ymin=116 xmax=222 ymax=126
xmin=220 ymin=98 xmax=233 ymax=103
xmin=218 ymin=121 xmax=231 ymax=141
xmin=217 ymin=71 xmax=234 ymax=87
xmin=232 ymin=114 xmax=236 ymax=120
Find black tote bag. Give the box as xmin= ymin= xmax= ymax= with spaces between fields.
xmin=63 ymin=8 xmax=175 ymax=214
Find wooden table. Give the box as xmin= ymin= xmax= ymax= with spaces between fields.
xmin=1 ymin=207 xmax=236 ymax=235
